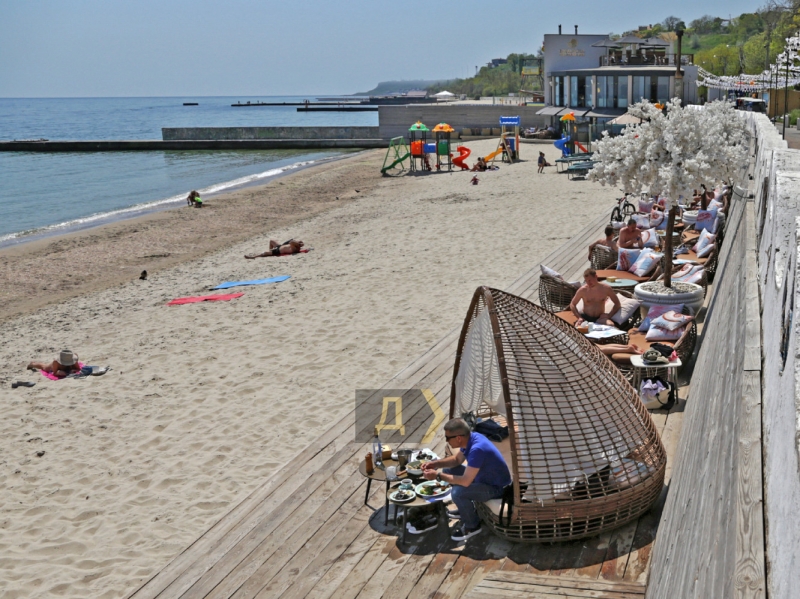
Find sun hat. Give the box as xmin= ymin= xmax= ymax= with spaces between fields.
xmin=642 ymin=349 xmax=669 ymax=365
xmin=59 ymin=350 xmax=77 ymax=366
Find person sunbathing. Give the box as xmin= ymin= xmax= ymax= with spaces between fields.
xmin=245 ymin=239 xmax=304 ymax=258
xmin=569 ymin=268 xmax=620 ymax=326
xmin=27 ymin=350 xmax=80 ymax=378
xmin=588 ymin=226 xmax=619 ymax=259
xmin=596 ymin=343 xmax=643 ymax=356
xmin=471 ymin=157 xmax=487 ymax=172
xmin=618 ymin=219 xmax=643 ymax=248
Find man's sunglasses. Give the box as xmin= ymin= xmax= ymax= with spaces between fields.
xmin=445 ymin=434 xmax=463 ymax=441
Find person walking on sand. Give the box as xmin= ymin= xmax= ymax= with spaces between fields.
xmin=27 ymin=350 xmax=81 ymax=378
xmin=187 ymin=190 xmax=203 ymax=208
xmin=245 ymin=239 xmax=305 ymax=258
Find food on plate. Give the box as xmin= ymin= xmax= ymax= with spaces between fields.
xmin=418 ymin=481 xmax=450 ymax=496
xmin=392 ymin=490 xmax=414 ymax=501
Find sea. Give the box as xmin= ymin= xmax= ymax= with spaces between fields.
xmin=0 ymin=96 xmax=378 ymax=247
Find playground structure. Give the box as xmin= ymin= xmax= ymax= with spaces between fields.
xmin=408 ymin=121 xmax=433 ymax=172
xmin=431 ymin=123 xmax=454 ymax=171
xmin=380 ymin=137 xmax=411 ymax=175
xmin=484 ymin=116 xmax=520 ymax=165
xmin=554 ymin=113 xmax=591 ymax=157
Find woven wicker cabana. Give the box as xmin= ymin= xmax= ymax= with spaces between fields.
xmin=449 ymin=287 xmax=667 ymax=542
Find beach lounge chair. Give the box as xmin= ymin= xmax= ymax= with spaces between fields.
xmin=610 ymin=306 xmax=698 ymax=383
xmin=538 ymin=273 xmax=579 ymax=313
xmin=590 ymin=245 xmax=618 ymax=270
xmin=450 ymin=287 xmax=667 ymax=542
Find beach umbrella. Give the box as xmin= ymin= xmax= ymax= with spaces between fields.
xmin=409 ymin=121 xmax=429 ymax=131
xmin=560 ymin=113 xmax=576 ymax=122
xmin=608 ymin=112 xmax=643 ymax=125
xmin=432 ymin=122 xmax=454 ymax=132
xmin=433 ymin=91 xmax=455 ymax=98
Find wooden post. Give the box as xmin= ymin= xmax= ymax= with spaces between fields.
xmin=663 ymin=206 xmax=677 ymax=289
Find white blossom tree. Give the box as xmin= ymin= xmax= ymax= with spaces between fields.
xmin=589 ymin=99 xmax=748 ymax=286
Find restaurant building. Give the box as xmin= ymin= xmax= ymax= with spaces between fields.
xmin=539 ymin=27 xmax=699 ymax=121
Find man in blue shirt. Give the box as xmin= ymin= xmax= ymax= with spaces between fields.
xmin=422 ymin=418 xmax=511 ymax=541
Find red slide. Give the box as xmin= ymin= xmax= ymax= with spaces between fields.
xmin=575 ymin=141 xmax=589 ymax=154
xmin=452 ymin=146 xmax=471 ymax=170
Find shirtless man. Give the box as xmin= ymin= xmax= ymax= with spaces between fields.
xmin=569 ymin=268 xmax=620 ymax=327
xmin=617 ymin=219 xmax=643 ymax=249
xmin=245 ymin=239 xmax=304 ymax=258
xmin=588 ymin=226 xmax=619 ymax=259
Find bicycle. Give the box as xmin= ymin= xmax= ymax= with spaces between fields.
xmin=610 ymin=193 xmax=637 ymax=224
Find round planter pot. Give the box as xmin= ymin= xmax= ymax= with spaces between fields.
xmin=634 ymin=281 xmax=704 ymax=314
xmin=682 ymin=210 xmax=698 ymax=227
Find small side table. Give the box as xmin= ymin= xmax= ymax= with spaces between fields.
xmin=386 ymin=484 xmax=448 ymax=545
xmin=630 ymin=355 xmax=682 ymax=394
xmin=359 ymin=458 xmax=407 ymax=525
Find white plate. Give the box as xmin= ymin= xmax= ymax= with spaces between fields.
xmin=415 ymin=481 xmax=451 ymax=499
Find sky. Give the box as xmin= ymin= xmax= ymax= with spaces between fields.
xmin=0 ymin=0 xmax=763 ymax=97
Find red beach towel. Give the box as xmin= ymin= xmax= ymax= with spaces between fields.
xmin=167 ymin=292 xmax=244 ymax=306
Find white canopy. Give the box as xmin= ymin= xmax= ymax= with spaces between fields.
xmin=433 ymin=91 xmax=455 ymax=97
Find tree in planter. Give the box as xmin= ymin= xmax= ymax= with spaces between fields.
xmin=589 ymin=99 xmax=747 ymax=288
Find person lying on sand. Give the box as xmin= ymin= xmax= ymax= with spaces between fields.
xmin=588 ymin=226 xmax=619 ymax=259
xmin=245 ymin=239 xmax=305 ymax=259
xmin=27 ymin=350 xmax=80 ymax=378
xmin=569 ymin=268 xmax=620 ymax=327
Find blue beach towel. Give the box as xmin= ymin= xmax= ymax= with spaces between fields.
xmin=212 ymin=275 xmax=290 ymax=290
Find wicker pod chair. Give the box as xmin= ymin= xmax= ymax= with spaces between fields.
xmin=538 ymin=273 xmax=579 ymax=313
xmin=450 ymin=287 xmax=667 ymax=543
xmin=590 ymin=245 xmax=617 ymax=270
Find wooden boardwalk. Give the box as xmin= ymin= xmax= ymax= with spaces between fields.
xmin=128 ymin=212 xmax=686 ymax=599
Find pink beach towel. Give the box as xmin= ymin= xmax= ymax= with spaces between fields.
xmin=41 ymin=362 xmax=85 ymax=380
xmin=167 ymin=292 xmax=244 ymax=306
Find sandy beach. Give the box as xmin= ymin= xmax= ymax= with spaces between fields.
xmin=0 ymin=140 xmax=617 ymax=598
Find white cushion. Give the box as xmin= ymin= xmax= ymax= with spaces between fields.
xmin=638 ymin=199 xmax=654 ymax=213
xmin=611 ymin=294 xmax=641 ymax=326
xmin=632 ymin=214 xmax=650 ymax=229
xmin=540 ymin=265 xmax=562 ymax=279
xmin=630 ymin=250 xmax=663 ymax=277
xmin=640 ymin=228 xmax=658 ymax=248
xmin=697 ymin=242 xmax=716 ymax=259
xmin=618 ymin=248 xmax=641 ymax=272
xmin=646 ymin=325 xmax=685 ymax=342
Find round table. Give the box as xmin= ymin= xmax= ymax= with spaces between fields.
xmin=359 ymin=458 xmax=409 ymax=525
xmin=605 ymin=279 xmax=638 ymax=289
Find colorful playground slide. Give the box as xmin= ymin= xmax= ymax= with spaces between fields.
xmin=575 ymin=141 xmax=589 ymax=153
xmin=452 ymin=146 xmax=471 ymax=170
xmin=380 ymin=151 xmax=410 ymax=174
xmin=553 ymin=135 xmax=571 ymax=156
xmin=483 ymin=148 xmax=504 ymax=162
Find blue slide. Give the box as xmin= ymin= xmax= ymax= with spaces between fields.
xmin=212 ymin=275 xmax=290 ymax=290
xmin=553 ymin=135 xmax=572 ymax=157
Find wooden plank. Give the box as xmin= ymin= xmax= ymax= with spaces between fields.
xmin=325 ymin=536 xmax=397 ymax=599
xmin=466 ymin=571 xmax=645 ymax=598
xmin=743 ymin=204 xmax=761 ymax=372
xmin=431 ymin=557 xmax=486 ymax=599
xmin=734 ymin=372 xmax=766 ymax=599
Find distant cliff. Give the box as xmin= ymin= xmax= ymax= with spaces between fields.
xmin=355 ymin=80 xmax=452 ymax=96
